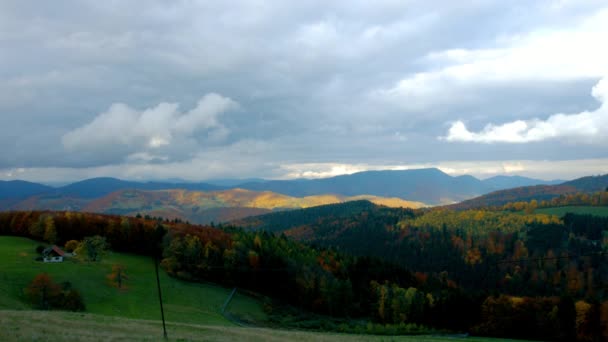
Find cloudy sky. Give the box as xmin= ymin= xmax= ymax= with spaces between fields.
xmin=1 ymin=0 xmax=608 ymax=183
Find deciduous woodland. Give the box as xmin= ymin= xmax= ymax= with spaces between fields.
xmin=1 ymin=200 xmax=607 ymax=340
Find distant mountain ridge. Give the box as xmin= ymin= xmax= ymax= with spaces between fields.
xmin=482 ymin=175 xmax=563 ymax=191
xmin=0 ymin=180 xmax=53 ymax=200
xmin=54 ymin=177 xmax=224 ymax=198
xmin=234 ymin=168 xmax=559 ymax=205
xmin=1 ymin=169 xmax=571 ymax=206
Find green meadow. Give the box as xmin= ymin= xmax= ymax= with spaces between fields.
xmin=0 ymin=236 xmax=264 ymax=326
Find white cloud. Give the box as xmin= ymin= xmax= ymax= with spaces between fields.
xmin=442 ymin=77 xmax=608 ymax=143
xmin=374 ymin=8 xmax=608 ymax=110
xmin=62 ymin=93 xmax=238 ymax=156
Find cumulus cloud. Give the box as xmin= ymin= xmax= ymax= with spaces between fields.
xmin=62 ymin=93 xmax=238 ymax=159
xmin=442 ymin=77 xmax=608 ymax=143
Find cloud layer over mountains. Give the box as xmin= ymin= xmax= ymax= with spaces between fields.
xmin=1 ymin=1 xmax=607 ymax=181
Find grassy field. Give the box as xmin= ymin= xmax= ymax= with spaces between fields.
xmin=0 ymin=309 xmax=534 ymax=342
xmin=0 ymin=236 xmax=265 ymax=326
xmin=535 ymin=206 xmax=608 ymax=217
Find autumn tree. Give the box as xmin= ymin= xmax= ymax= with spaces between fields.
xmin=43 ymin=216 xmax=57 ymax=244
xmin=107 ymin=264 xmax=128 ymax=289
xmin=25 ymin=273 xmax=61 ymax=310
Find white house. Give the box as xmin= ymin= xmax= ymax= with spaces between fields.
xmin=42 ymin=245 xmax=66 ymax=263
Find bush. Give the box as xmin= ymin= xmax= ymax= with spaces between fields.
xmin=60 ymin=289 xmax=85 ymax=311
xmin=64 ymin=240 xmax=79 ymax=253
xmin=24 ymin=273 xmax=85 ymax=311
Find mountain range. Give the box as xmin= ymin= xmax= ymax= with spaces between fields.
xmin=1 ymin=168 xmax=562 ymax=204
xmin=0 ymin=168 xmax=586 ymax=224
xmin=225 ymin=169 xmax=562 ymax=204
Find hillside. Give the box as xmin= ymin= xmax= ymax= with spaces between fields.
xmin=0 ymin=180 xmax=53 ymax=200
xmin=7 ymin=188 xmax=424 ymax=224
xmin=447 ymin=185 xmax=579 ymax=210
xmin=561 ymin=173 xmax=608 ymax=192
xmin=232 ymin=200 xmax=381 ymax=232
xmin=54 ymin=177 xmax=224 ymax=198
xmin=2 ymin=209 xmax=605 ymax=341
xmin=481 ymin=175 xmax=562 ymax=191
xmin=0 ymin=236 xmax=264 ymax=326
xmin=448 ymin=173 xmax=608 ymax=210
xmin=81 ymin=189 xmax=424 ymax=224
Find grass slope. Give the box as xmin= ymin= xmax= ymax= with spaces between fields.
xmin=535 ymin=206 xmax=608 ymax=217
xmin=0 ymin=236 xmax=265 ymax=326
xmin=0 ymin=310 xmax=532 ymax=342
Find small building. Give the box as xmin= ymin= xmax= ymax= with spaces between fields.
xmin=42 ymin=245 xmax=66 ymax=263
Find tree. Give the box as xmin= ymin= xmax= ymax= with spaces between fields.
xmin=76 ymin=236 xmax=108 ymax=262
xmin=43 ymin=216 xmax=57 ymax=244
xmin=107 ymin=264 xmax=128 ymax=289
xmin=558 ymin=295 xmax=576 ymax=341
xmin=24 ymin=273 xmax=61 ymax=310
xmin=64 ymin=240 xmax=79 ymax=253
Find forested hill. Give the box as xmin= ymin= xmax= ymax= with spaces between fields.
xmin=232 ymin=200 xmax=389 ymax=232
xmin=447 ymin=184 xmax=578 ymax=210
xmin=230 ymin=198 xmax=607 ymax=301
xmin=562 ymin=173 xmax=608 ymax=192
xmin=447 ymin=173 xmax=608 ymax=210
xmin=51 ymin=177 xmax=225 ymax=198
xmin=0 ymin=180 xmax=53 ymax=200
xmin=227 ymin=198 xmax=608 ymax=340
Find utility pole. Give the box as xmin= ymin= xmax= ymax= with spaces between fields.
xmin=155 ymin=256 xmax=168 ymax=339
xmin=154 ymin=222 xmax=168 ymax=339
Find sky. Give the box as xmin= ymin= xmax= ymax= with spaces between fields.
xmin=1 ymin=0 xmax=608 ymax=183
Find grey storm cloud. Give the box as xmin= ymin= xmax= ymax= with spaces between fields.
xmin=1 ymin=0 xmax=608 ymax=181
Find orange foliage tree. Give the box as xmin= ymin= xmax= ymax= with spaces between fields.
xmin=107 ymin=264 xmax=129 ymax=289
xmin=25 ymin=273 xmax=61 ymax=310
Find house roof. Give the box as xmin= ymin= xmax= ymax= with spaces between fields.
xmin=43 ymin=245 xmax=65 ymax=257
xmin=52 ymin=245 xmax=65 ymax=256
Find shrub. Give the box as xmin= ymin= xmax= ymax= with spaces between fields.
xmin=64 ymin=240 xmax=79 ymax=253
xmin=24 ymin=273 xmax=85 ymax=311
